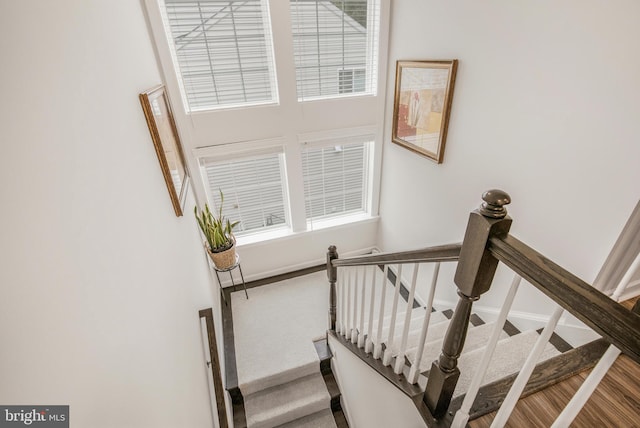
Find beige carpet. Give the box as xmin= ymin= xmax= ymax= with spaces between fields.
xmin=231 ymin=270 xmax=329 ymax=396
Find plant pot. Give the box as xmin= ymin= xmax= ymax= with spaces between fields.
xmin=208 ymin=244 xmax=236 ymax=270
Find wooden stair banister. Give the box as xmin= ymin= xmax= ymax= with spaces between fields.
xmin=424 ymin=190 xmax=513 ymax=418
xmin=488 ymin=234 xmax=640 ymax=364
xmin=331 ymin=244 xmax=462 ymax=268
xmin=325 ymin=189 xmax=640 ymax=426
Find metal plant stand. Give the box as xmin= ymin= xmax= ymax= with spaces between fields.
xmin=214 ymin=254 xmax=248 ymax=304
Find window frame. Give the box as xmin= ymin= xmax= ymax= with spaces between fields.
xmin=160 ymin=0 xmax=280 ymax=113
xmin=300 ymin=136 xmax=373 ymax=228
xmin=290 ymin=0 xmax=380 ymax=102
xmin=196 ymin=139 xmax=292 ymax=239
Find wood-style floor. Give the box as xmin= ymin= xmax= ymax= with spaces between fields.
xmin=470 ymin=296 xmax=640 ymax=427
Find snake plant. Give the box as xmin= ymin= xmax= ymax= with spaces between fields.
xmin=194 ymin=191 xmax=240 ymax=253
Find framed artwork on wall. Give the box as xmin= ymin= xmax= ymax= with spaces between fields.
xmin=391 ymin=60 xmax=458 ymax=163
xmin=139 ymin=84 xmax=190 ymax=216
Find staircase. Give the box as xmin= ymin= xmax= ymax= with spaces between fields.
xmin=216 ymin=190 xmax=640 ymax=427
xmin=223 ymin=267 xmax=585 ymax=428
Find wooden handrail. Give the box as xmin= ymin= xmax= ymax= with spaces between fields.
xmin=331 ymin=243 xmax=462 ymax=268
xmin=199 ymin=308 xmax=229 ymax=428
xmin=489 ymin=235 xmax=640 ymax=364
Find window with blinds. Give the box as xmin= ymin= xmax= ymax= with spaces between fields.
xmin=301 ymin=140 xmax=370 ymax=223
xmin=290 ymin=0 xmax=380 ymax=101
xmin=200 ymin=152 xmax=289 ymax=236
xmin=163 ymin=0 xmax=278 ymax=111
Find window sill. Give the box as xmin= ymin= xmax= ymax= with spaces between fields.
xmin=235 ymin=215 xmax=379 ymax=250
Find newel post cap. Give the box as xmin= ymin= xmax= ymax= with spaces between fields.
xmin=479 ymin=189 xmax=511 ymax=219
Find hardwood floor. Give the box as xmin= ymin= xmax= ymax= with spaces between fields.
xmin=470 ymin=296 xmax=640 ymax=427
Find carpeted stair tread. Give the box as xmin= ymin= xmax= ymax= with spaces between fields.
xmin=452 ymin=329 xmax=560 ymax=397
xmin=244 ymin=372 xmax=331 ymax=428
xmin=407 ymin=322 xmax=506 ymax=373
xmin=385 ymin=318 xmax=452 ymax=356
xmin=276 ymin=408 xmax=337 ymax=428
xmin=367 ymin=308 xmax=448 ymax=346
xmin=241 ymin=359 xmax=320 ymax=397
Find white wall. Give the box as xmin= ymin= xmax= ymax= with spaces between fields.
xmin=329 ymin=335 xmax=426 ymax=428
xmin=378 ymin=0 xmax=640 ymax=313
xmin=0 ymin=1 xmax=222 ymax=427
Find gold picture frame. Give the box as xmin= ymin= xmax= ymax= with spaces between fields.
xmin=139 ymin=85 xmax=190 ymax=216
xmin=391 ymin=60 xmax=458 ymax=163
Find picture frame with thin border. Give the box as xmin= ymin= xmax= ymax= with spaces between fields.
xmin=391 ymin=60 xmax=458 ymax=164
xmin=139 ymin=84 xmax=190 ymax=216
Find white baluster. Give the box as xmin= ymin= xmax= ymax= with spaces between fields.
xmin=345 ymin=268 xmax=353 ymax=339
xmin=491 ymin=305 xmax=565 ymax=428
xmin=351 ymin=267 xmax=359 ymax=344
xmin=408 ymin=262 xmax=440 ymax=383
xmin=338 ymin=268 xmax=349 ymax=336
xmin=452 ymin=274 xmax=522 ymax=428
xmin=373 ymin=265 xmax=389 ymax=359
xmin=551 ymin=345 xmax=621 ymax=428
xmin=365 ymin=265 xmax=378 ymax=353
xmin=383 ymin=264 xmax=403 ymax=366
xmin=357 ymin=266 xmax=367 ymax=348
xmin=336 ymin=268 xmax=343 ymax=335
xmin=551 ymin=259 xmax=637 ymax=427
xmin=610 ymin=251 xmax=640 ymax=301
xmin=394 ymin=263 xmax=420 ymax=374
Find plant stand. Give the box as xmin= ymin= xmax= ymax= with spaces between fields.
xmin=214 ymin=254 xmax=248 ymax=304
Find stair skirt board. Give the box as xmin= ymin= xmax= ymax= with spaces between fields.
xmin=244 ymin=372 xmax=332 ymax=428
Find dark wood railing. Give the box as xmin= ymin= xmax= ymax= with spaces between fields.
xmin=327 ymin=189 xmax=640 ymax=424
xmin=199 ymin=308 xmax=229 ymax=428
xmin=327 ymin=243 xmax=462 ymax=331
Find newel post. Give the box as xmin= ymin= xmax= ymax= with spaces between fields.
xmin=327 ymin=245 xmax=339 ymax=331
xmin=424 ymin=190 xmax=512 ymax=418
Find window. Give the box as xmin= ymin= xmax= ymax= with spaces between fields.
xmin=145 ymin=0 xmax=387 ymax=244
xmin=163 ymin=0 xmax=278 ymax=111
xmin=338 ymin=68 xmax=366 ymax=93
xmin=200 ymin=151 xmax=289 ymax=236
xmin=301 ymin=139 xmax=371 ymax=224
xmin=290 ymin=0 xmax=380 ymax=101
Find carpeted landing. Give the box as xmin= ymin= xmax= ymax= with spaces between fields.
xmin=231 ymin=271 xmax=335 ymax=428
xmin=230 ymin=270 xmax=564 ymax=427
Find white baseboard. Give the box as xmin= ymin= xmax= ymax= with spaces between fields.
xmin=218 ymin=246 xmax=377 ymax=288
xmin=431 ymin=298 xmax=600 ymax=348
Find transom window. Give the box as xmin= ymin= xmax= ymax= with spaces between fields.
xmin=290 ymin=0 xmax=380 ymax=101
xmin=163 ymin=0 xmax=278 ymax=111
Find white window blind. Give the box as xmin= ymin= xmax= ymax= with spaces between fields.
xmin=301 ymin=140 xmax=370 ymax=223
xmin=338 ymin=68 xmax=365 ymax=93
xmin=290 ymin=0 xmax=379 ymax=101
xmin=200 ymin=152 xmax=288 ymax=236
xmin=163 ymin=0 xmax=278 ymax=111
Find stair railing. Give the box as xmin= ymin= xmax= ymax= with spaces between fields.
xmin=326 ymin=189 xmax=640 ymax=426
xmin=326 ymin=244 xmax=463 ymax=384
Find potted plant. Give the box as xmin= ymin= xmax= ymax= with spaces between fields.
xmin=194 ymin=191 xmax=240 ymax=270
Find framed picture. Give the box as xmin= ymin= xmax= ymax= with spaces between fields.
xmin=139 ymin=85 xmax=190 ymax=216
xmin=391 ymin=60 xmax=458 ymax=163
